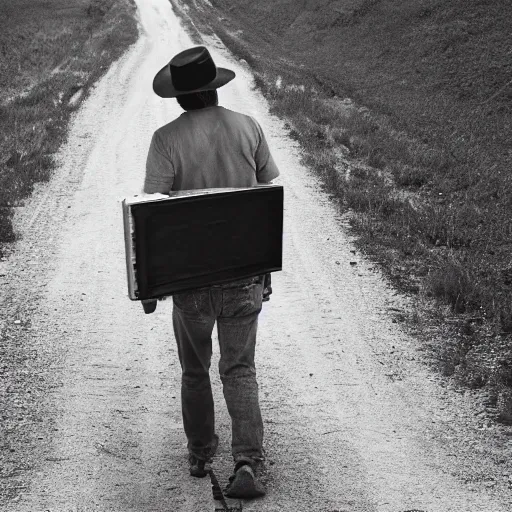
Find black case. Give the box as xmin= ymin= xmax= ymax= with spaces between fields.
xmin=123 ymin=186 xmax=283 ymax=300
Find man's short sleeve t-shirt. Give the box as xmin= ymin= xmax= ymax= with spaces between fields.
xmin=144 ymin=106 xmax=279 ymax=193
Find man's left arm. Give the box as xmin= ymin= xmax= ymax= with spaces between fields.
xmin=143 ymin=131 xmax=175 ymax=194
xmin=253 ymin=120 xmax=280 ymax=184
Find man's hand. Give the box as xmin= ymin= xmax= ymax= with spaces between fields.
xmin=262 ymin=273 xmax=272 ymax=302
xmin=142 ymin=299 xmax=157 ymax=314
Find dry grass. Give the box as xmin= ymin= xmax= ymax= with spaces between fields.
xmin=0 ymin=0 xmax=138 ymax=255
xmin=173 ymin=0 xmax=512 ymax=421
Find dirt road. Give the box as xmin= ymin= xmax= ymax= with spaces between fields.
xmin=2 ymin=1 xmax=512 ymax=511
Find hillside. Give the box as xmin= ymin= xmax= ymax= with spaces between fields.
xmin=207 ymin=0 xmax=511 ymax=160
xmin=178 ymin=0 xmax=512 ymax=407
xmin=0 ymin=0 xmax=137 ymax=252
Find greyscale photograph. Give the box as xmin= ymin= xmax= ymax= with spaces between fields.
xmin=1 ymin=1 xmax=511 ymax=511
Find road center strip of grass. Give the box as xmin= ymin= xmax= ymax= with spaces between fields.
xmin=0 ymin=0 xmax=138 ymax=253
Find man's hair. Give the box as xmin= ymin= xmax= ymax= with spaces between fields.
xmin=176 ymin=90 xmax=218 ymax=111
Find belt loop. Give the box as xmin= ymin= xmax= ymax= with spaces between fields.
xmin=210 ymin=286 xmax=222 ymax=317
xmin=208 ymin=286 xmax=215 ymax=316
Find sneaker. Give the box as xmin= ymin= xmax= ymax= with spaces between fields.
xmin=224 ymin=461 xmax=266 ymax=499
xmin=189 ymin=455 xmax=208 ymax=478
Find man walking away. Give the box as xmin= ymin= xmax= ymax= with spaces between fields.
xmin=144 ymin=46 xmax=280 ymax=499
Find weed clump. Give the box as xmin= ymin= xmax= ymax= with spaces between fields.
xmin=425 ymin=261 xmax=473 ymax=313
xmin=86 ymin=0 xmax=112 ymax=19
xmin=391 ymin=164 xmax=429 ymax=189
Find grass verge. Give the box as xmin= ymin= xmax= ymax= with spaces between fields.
xmin=0 ymin=0 xmax=138 ymax=254
xmin=172 ymin=0 xmax=512 ymax=423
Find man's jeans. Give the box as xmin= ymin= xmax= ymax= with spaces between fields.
xmin=172 ymin=277 xmax=264 ymax=464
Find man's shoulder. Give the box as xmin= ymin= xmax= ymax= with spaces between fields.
xmin=155 ymin=115 xmax=186 ymax=138
xmin=219 ymin=107 xmax=257 ymax=125
xmin=217 ymin=108 xmax=262 ymax=140
xmin=153 ymin=108 xmax=259 ymax=140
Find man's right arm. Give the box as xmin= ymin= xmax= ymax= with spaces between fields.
xmin=143 ymin=131 xmax=175 ymax=194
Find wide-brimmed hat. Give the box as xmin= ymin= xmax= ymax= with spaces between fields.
xmin=153 ymin=46 xmax=235 ymax=98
